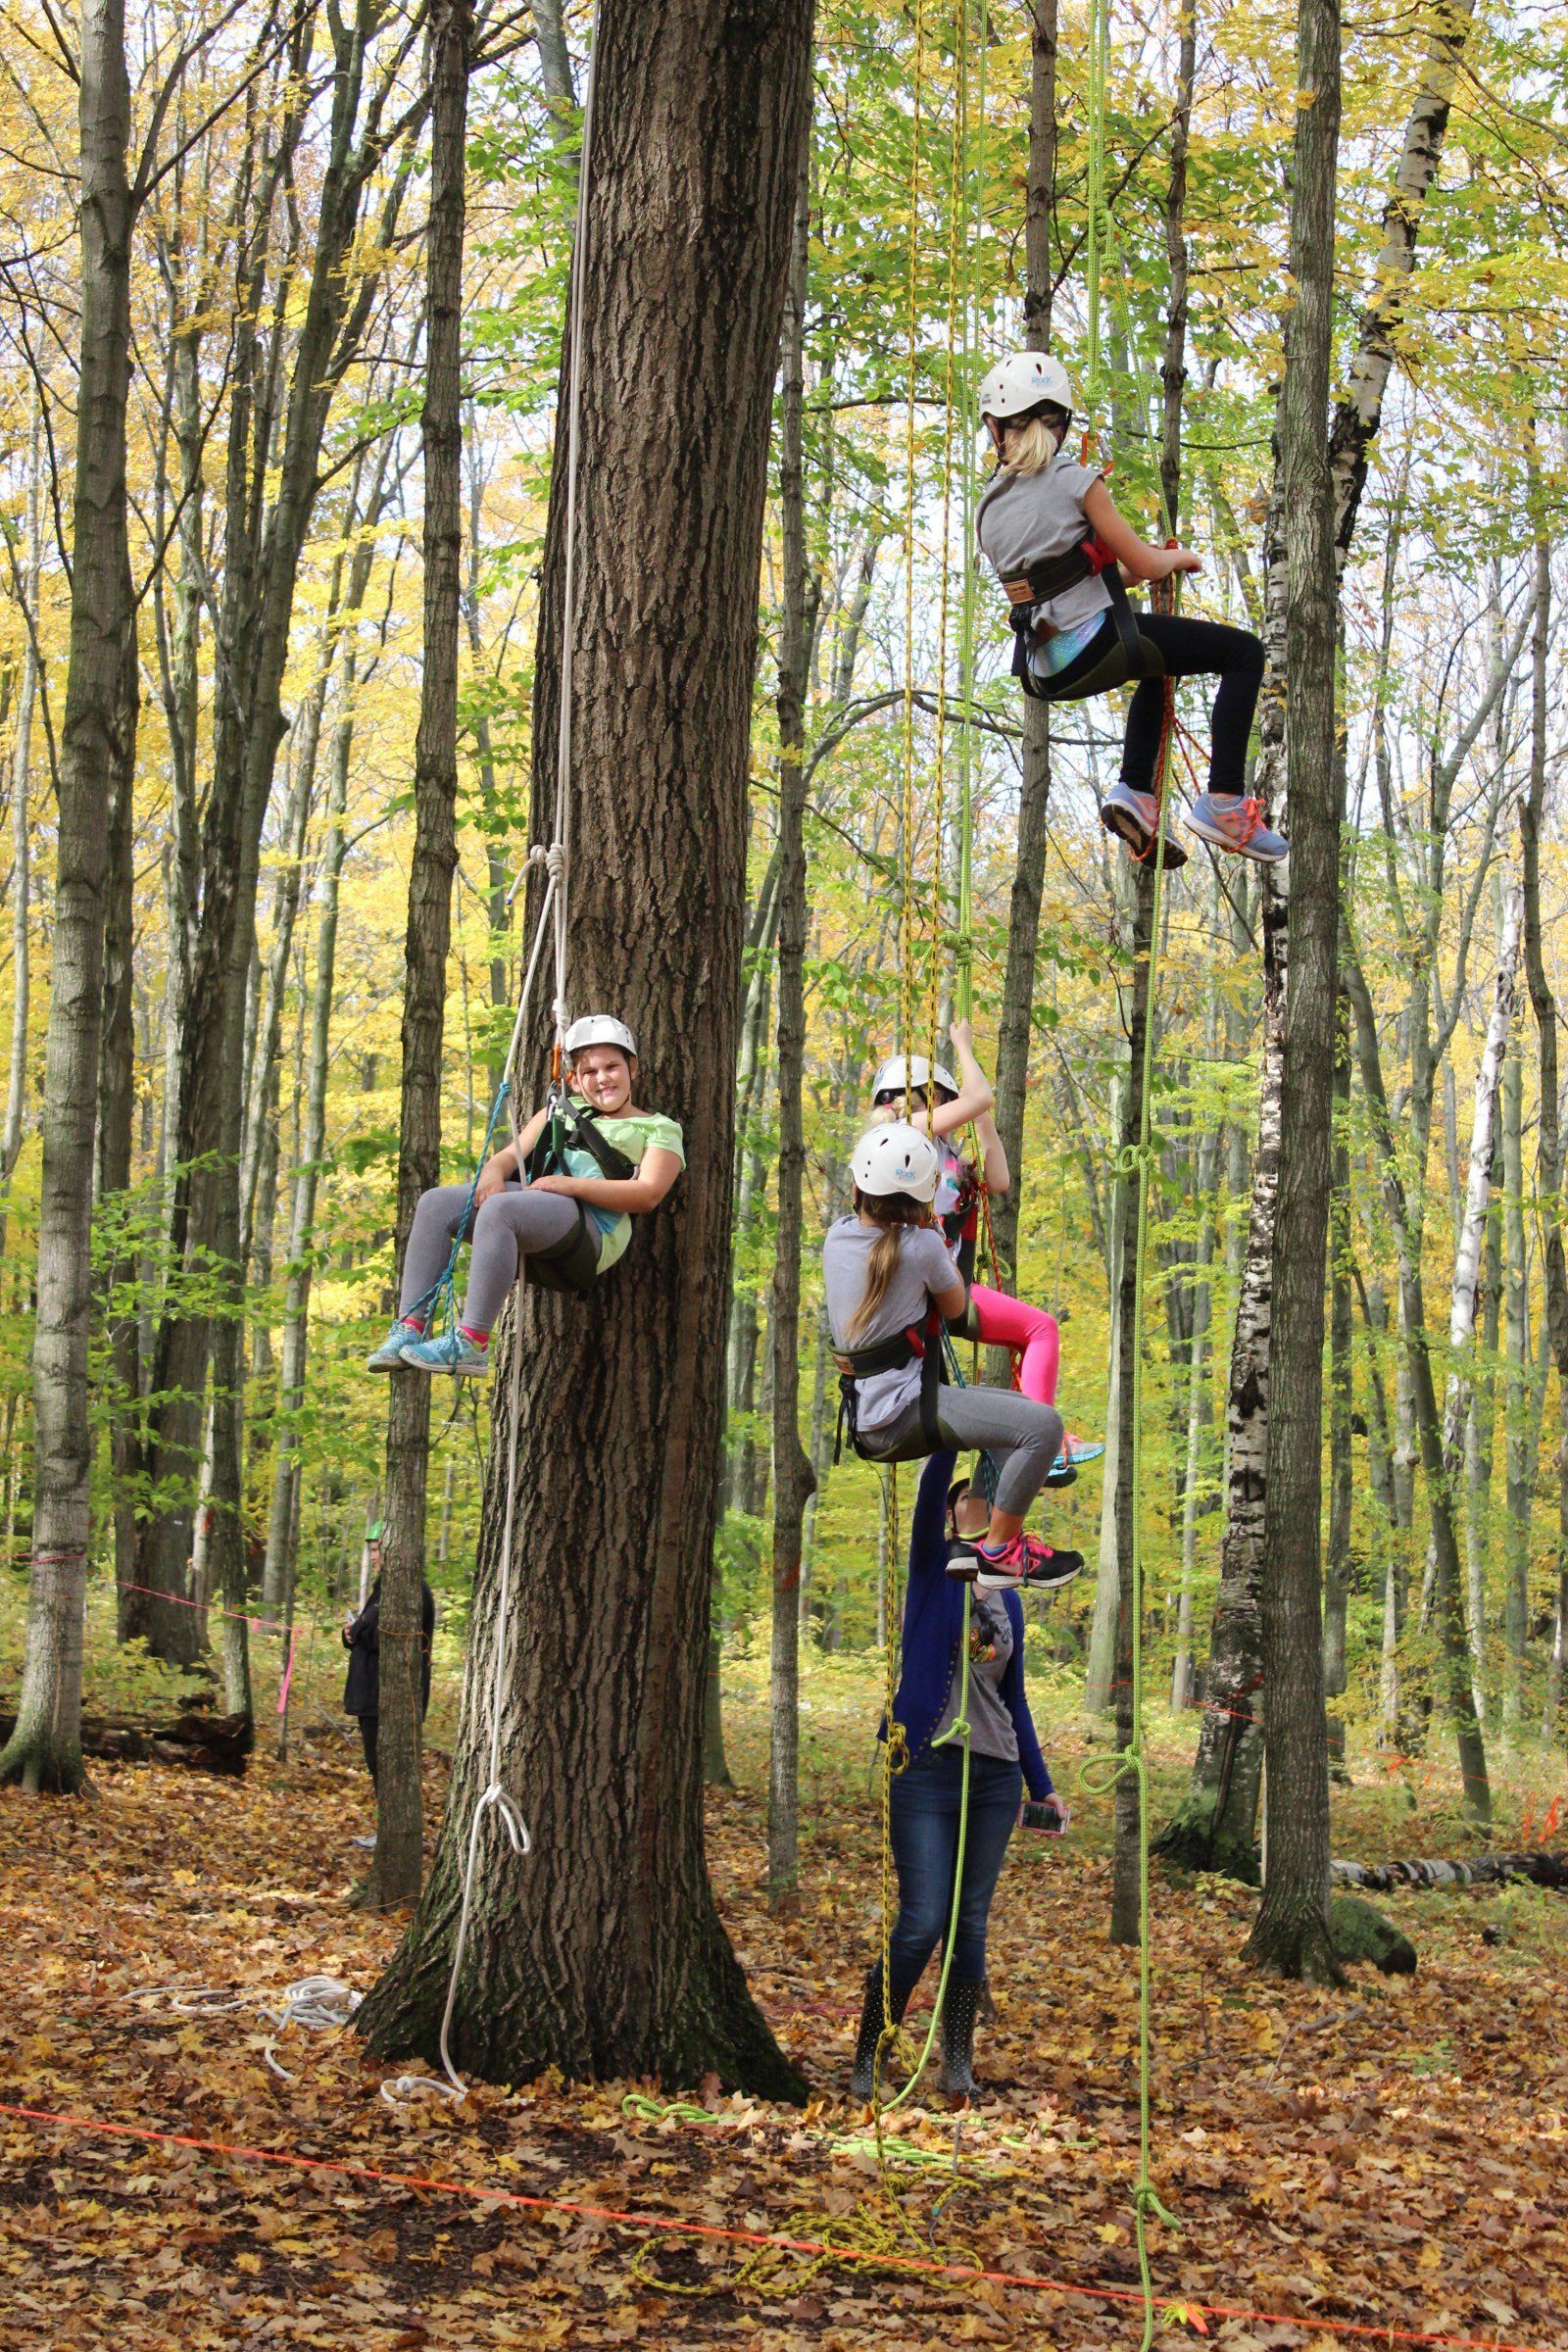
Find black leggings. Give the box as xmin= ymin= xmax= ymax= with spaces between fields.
xmin=1053 ymin=610 xmax=1263 ymax=799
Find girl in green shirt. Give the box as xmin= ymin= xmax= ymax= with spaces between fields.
xmin=367 ymin=1016 xmax=685 ymax=1376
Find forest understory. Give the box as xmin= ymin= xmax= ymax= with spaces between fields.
xmin=4 ymin=1671 xmax=1566 ymax=2352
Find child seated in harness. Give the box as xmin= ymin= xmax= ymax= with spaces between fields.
xmin=367 ymin=1014 xmax=684 ymax=1377
xmin=870 ymin=1022 xmax=1099 ymax=1482
xmin=975 ymin=350 xmax=1285 ymax=871
xmin=822 ymin=1120 xmax=1084 ymax=1592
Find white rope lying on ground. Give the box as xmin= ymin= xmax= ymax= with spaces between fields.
xmin=125 ymin=1976 xmax=362 ymax=2080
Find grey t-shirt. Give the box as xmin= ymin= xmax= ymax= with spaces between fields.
xmin=822 ymin=1217 xmax=957 ymax=1434
xmin=933 ymin=1591 xmax=1019 ymax=1763
xmin=976 ymin=452 xmax=1112 ymax=635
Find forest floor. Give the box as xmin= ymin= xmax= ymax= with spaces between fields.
xmin=3 ymin=1640 xmax=1567 ymax=2351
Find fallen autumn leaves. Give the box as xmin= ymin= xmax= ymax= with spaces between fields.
xmin=2 ymin=1710 xmax=1566 ymax=2350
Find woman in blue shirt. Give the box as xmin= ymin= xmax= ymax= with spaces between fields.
xmin=852 ymin=1449 xmax=1065 ymax=2101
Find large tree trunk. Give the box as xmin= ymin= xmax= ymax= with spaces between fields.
xmin=1500 ymin=1029 xmax=1532 ymax=1732
xmin=1243 ymin=0 xmax=1343 ymax=1983
xmin=369 ymin=0 xmax=471 ymax=1915
xmin=358 ymin=0 xmax=814 ymax=2096
xmin=1323 ymin=995 xmax=1353 ymax=1723
xmin=767 ymin=166 xmax=816 ymax=1917
xmin=1 ymin=0 xmax=137 ymax=1794
xmin=0 ymin=398 xmax=39 ymax=1270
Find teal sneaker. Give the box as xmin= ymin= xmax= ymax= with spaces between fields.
xmin=402 ymin=1330 xmax=490 ymax=1377
xmin=367 ymin=1319 xmax=423 ymax=1371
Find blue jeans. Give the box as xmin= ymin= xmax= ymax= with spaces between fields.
xmin=886 ymin=1743 xmax=1022 ymax=1984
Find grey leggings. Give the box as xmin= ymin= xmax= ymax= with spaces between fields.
xmin=399 ymin=1181 xmax=598 ymax=1332
xmin=858 ymin=1386 xmax=1063 ymax=1520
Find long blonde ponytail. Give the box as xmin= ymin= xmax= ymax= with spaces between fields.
xmin=846 ymin=1191 xmax=930 ymax=1343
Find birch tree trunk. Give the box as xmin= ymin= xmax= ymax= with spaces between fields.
xmin=1440 ymin=873 xmax=1521 ymax=1730
xmin=359 ymin=0 xmax=814 ymax=2095
xmin=1 ymin=0 xmax=137 ymax=1793
xmin=767 ymin=167 xmax=816 ymax=1917
xmin=371 ymin=0 xmax=472 ymax=1912
xmin=1500 ymin=1034 xmax=1530 ymax=1731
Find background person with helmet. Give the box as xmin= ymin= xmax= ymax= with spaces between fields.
xmin=974 ymin=350 xmax=1284 ymax=869
xmin=821 ymin=1120 xmax=1084 ymax=1591
xmin=366 ymin=1015 xmax=684 ymax=1377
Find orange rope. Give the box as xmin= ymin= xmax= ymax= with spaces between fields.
xmin=0 ymin=2100 xmax=1553 ymax=2352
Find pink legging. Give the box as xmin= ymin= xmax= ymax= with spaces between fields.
xmin=965 ymin=1283 xmax=1059 ymax=1406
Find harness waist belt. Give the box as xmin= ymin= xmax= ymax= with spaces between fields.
xmin=1000 ymin=534 xmax=1114 ymax=613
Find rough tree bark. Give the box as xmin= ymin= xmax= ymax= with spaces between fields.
xmin=1242 ymin=0 xmax=1343 ymax=1982
xmin=767 ymin=165 xmax=816 ymax=1916
xmin=1323 ymin=994 xmax=1353 ymax=1759
xmin=358 ymin=0 xmax=814 ymax=2095
xmin=1109 ymin=864 xmax=1155 ymax=1945
xmin=1 ymin=0 xmax=137 ymax=1793
xmin=369 ymin=0 xmax=472 ymax=1915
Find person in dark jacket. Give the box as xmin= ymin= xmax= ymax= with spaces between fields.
xmin=852 ymin=1450 xmax=1065 ymax=2102
xmin=342 ymin=1553 xmax=436 ymax=1793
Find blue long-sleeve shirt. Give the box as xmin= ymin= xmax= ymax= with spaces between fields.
xmin=883 ymin=1451 xmax=1054 ymax=1801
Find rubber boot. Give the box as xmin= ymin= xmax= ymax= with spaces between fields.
xmin=938 ymin=1975 xmax=986 ymax=2098
xmin=851 ymin=1960 xmax=916 ymax=2101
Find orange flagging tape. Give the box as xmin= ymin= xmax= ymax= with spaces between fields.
xmin=0 ymin=2098 xmax=1552 ymax=2351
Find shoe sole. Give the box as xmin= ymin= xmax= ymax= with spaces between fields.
xmin=1100 ymin=803 xmax=1152 ymax=854
xmin=366 ymin=1354 xmax=411 ymax=1371
xmin=946 ymin=1552 xmax=980 ymax=1583
xmin=1184 ymin=815 xmax=1287 ymax=863
xmin=977 ymin=1560 xmax=1085 ymax=1592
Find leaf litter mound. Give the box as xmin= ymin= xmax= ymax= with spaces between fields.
xmin=2 ymin=1719 xmax=1566 ymax=2350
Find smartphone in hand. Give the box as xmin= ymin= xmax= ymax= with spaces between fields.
xmin=1019 ymin=1797 xmax=1069 ymax=1837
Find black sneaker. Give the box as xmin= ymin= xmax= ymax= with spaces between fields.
xmin=974 ymin=1533 xmax=1086 ymax=1592
xmin=946 ymin=1543 xmax=981 ymax=1583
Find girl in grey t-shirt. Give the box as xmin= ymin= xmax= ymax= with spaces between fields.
xmin=974 ymin=349 xmax=1286 ymax=870
xmin=823 ymin=1119 xmax=1084 ymax=1594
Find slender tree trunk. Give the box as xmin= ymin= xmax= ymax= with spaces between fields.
xmin=1347 ymin=950 xmax=1492 ymax=1823
xmin=1323 ymin=995 xmax=1353 ymax=1734
xmin=0 ymin=398 xmax=40 ymax=1268
xmin=987 ymin=0 xmax=1058 ymax=1327
xmin=2 ymin=0 xmax=137 ymax=1793
xmin=1441 ymin=875 xmax=1520 ymax=1733
xmin=1518 ymin=501 xmax=1568 ymax=1740
xmin=358 ymin=0 xmax=815 ymax=2095
xmin=370 ymin=0 xmax=472 ymax=1911
xmin=1110 ymin=867 xmax=1154 ymax=1944
xmin=766 ymin=168 xmax=816 ymax=1918
xmin=1501 ymin=1033 xmax=1530 ymax=1731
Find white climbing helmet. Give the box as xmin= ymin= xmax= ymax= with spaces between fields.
xmin=871 ymin=1054 xmax=959 ymax=1101
xmin=977 ymin=350 xmax=1074 ymax=422
xmin=851 ymin=1121 xmax=944 ymax=1204
xmin=564 ymin=1013 xmax=638 ymax=1060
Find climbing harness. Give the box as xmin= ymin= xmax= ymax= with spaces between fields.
xmin=1001 ymin=535 xmax=1158 ymax=707
xmin=520 ymin=1091 xmax=636 ymax=1298
xmin=831 ymin=1305 xmax=950 ymax=1464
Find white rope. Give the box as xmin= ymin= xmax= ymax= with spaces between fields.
xmin=125 ymin=1976 xmax=362 ymax=2082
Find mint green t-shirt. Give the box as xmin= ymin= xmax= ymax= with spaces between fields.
xmin=539 ymin=1102 xmax=685 ymax=1272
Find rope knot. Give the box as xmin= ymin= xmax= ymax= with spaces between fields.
xmin=546 ymin=842 xmax=566 ymax=882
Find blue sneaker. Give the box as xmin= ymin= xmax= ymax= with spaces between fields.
xmin=367 ymin=1319 xmax=423 ymax=1371
xmin=1100 ymin=781 xmax=1188 ymax=870
xmin=1184 ymin=792 xmax=1288 ymax=864
xmin=402 ymin=1330 xmax=490 ymax=1377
